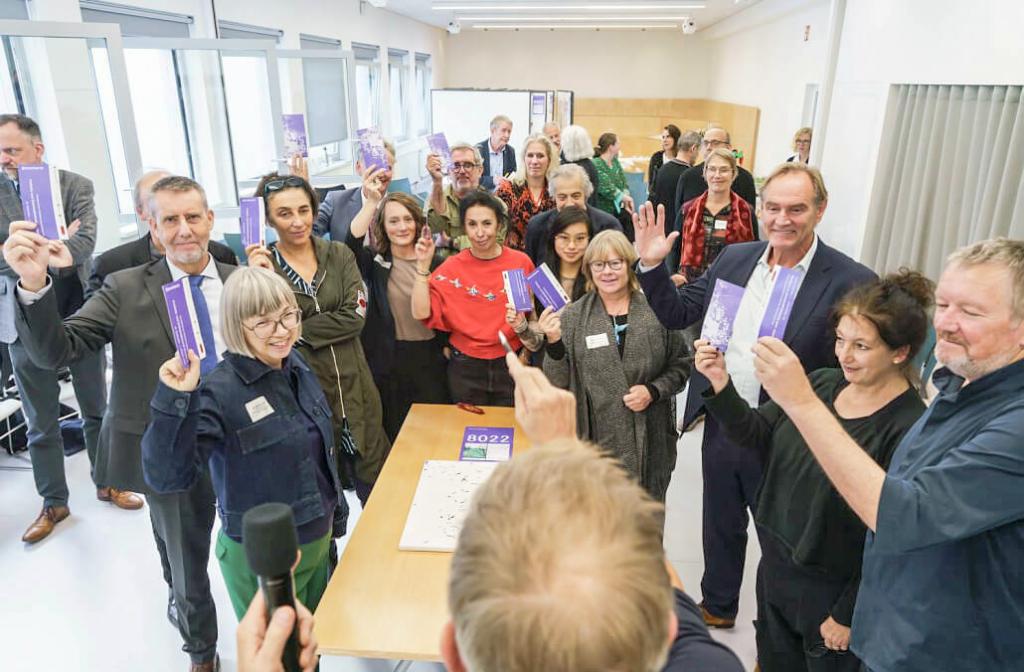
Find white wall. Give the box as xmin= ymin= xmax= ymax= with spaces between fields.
xmin=700 ymin=0 xmax=831 ymax=175
xmin=443 ymin=29 xmax=709 ymax=99
xmin=819 ymin=0 xmax=1024 ymax=259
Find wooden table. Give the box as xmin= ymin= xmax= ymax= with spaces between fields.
xmin=314 ymin=403 xmax=530 ymax=662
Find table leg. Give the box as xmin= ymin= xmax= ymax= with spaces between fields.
xmin=392 ymin=661 xmax=413 ymax=672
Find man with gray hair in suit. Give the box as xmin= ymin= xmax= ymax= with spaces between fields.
xmin=0 ymin=113 xmax=140 ymax=545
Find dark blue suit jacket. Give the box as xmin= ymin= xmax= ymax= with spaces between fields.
xmin=523 ymin=205 xmax=622 ymax=265
xmin=477 ymin=139 xmax=517 ymax=190
xmin=639 ymin=238 xmax=877 ymax=426
xmin=314 ymin=187 xmax=360 ymax=243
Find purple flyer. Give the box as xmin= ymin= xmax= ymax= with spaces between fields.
xmin=526 ymin=263 xmax=570 ymax=313
xmin=17 ymin=164 xmax=67 ymax=240
xmin=357 ymin=127 xmax=389 ymax=172
xmin=162 ymin=278 xmax=208 ymax=369
xmin=239 ymin=197 xmax=266 ymax=248
xmin=426 ymin=132 xmax=453 ymax=173
xmin=460 ymin=426 xmax=513 ymax=461
xmin=503 ymin=269 xmax=533 ymax=312
xmin=701 ymin=279 xmax=746 ymax=352
xmin=282 ymin=114 xmax=308 ymax=158
xmin=759 ymin=266 xmax=805 ymax=339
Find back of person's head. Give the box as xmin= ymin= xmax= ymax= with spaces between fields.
xmin=0 ymin=113 xmax=42 ymax=141
xmin=596 ymin=132 xmax=618 ymax=156
xmin=947 ymin=237 xmax=1024 ymax=320
xmin=221 ymin=266 xmax=298 ymax=359
xmin=560 ymin=125 xmax=594 ymax=162
xmin=254 ymin=173 xmax=319 ymax=216
xmin=448 ymin=441 xmax=673 ymax=672
xmin=548 ymin=163 xmax=594 ymax=199
xmin=831 ymin=269 xmax=935 ymax=385
xmin=760 ymin=162 xmax=828 ymax=208
xmin=373 ymin=192 xmax=425 ymax=257
xmin=459 ymin=190 xmax=509 ymax=234
xmin=148 ymin=175 xmax=209 ymax=216
xmin=677 ymin=130 xmax=701 ymax=156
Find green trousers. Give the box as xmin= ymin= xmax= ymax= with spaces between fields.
xmin=215 ymin=529 xmax=331 ymax=620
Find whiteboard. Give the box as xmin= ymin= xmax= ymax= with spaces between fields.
xmin=431 ymin=89 xmax=533 ymax=160
xmin=398 ymin=460 xmax=499 ymax=553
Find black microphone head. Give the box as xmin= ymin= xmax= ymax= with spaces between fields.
xmin=243 ymin=503 xmax=299 ymax=577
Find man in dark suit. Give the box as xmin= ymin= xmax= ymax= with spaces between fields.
xmin=673 ymin=127 xmax=758 ymax=237
xmin=4 ymin=176 xmax=233 ymax=672
xmin=313 ymin=138 xmax=395 ymax=245
xmin=0 ymin=113 xmax=130 ymax=545
xmin=523 ymin=163 xmax=622 ymax=265
xmin=477 ymin=114 xmax=516 ymax=191
xmin=634 ymin=163 xmax=876 ymax=629
xmin=87 ymin=170 xmax=237 ymax=297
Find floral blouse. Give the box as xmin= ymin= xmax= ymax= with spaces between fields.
xmin=495 ymin=179 xmax=555 ymax=251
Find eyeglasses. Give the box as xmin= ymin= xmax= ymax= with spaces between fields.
xmin=244 ymin=309 xmax=302 ymax=339
xmin=589 ymin=258 xmax=626 ymax=272
xmin=451 ymin=161 xmax=480 ymax=172
xmin=554 ymin=234 xmax=590 ymax=246
xmin=264 ymin=176 xmax=306 ymax=194
xmin=705 ymin=166 xmax=734 ymax=176
xmin=703 ymin=139 xmax=729 ymax=148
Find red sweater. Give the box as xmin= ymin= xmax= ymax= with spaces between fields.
xmin=423 ymin=247 xmax=536 ymax=359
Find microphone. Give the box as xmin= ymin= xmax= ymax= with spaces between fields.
xmin=243 ymin=503 xmax=302 ymax=672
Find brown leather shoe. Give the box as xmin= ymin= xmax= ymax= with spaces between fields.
xmin=22 ymin=505 xmax=70 ymax=544
xmin=699 ymin=602 xmax=736 ymax=629
xmin=97 ymin=487 xmax=144 ymax=510
xmin=189 ymin=654 xmax=220 ymax=672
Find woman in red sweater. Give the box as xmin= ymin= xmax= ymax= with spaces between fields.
xmin=411 ymin=190 xmax=536 ymax=406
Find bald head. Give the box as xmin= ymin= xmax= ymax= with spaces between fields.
xmin=134 ymin=170 xmax=172 ymax=222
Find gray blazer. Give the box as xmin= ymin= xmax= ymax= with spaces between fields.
xmin=15 ymin=256 xmax=237 ymax=492
xmin=0 ymin=170 xmax=97 ymax=344
xmin=313 ymin=187 xmax=361 ymax=243
xmin=543 ymin=290 xmax=689 ymax=502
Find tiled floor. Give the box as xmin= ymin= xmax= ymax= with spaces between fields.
xmin=0 ymin=400 xmax=758 ymax=671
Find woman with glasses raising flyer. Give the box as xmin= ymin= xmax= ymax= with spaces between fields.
xmin=246 ymin=173 xmax=390 ymax=506
xmin=542 ymin=230 xmax=689 ymax=503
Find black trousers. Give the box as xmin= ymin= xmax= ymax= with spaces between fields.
xmin=379 ymin=339 xmax=450 ymax=443
xmin=700 ymin=414 xmax=763 ymax=619
xmin=446 ymin=349 xmax=514 ymax=407
xmin=147 ymin=469 xmax=218 ymax=665
xmin=755 ymin=542 xmax=862 ymax=672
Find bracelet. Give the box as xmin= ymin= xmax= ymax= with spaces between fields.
xmin=415 ymin=269 xmax=431 ymax=277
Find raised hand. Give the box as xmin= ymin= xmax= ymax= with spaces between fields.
xmin=362 ymin=166 xmax=387 ymax=204
xmin=414 ymin=224 xmax=435 ymax=272
xmin=425 ymin=153 xmax=443 ymax=181
xmin=632 ymin=201 xmax=678 ymax=268
xmin=505 ymin=303 xmax=526 ymax=330
xmin=288 ymin=154 xmax=310 ymax=182
xmin=752 ymin=337 xmax=816 ymax=410
xmin=693 ymin=338 xmax=729 ymax=394
xmin=158 ymin=351 xmax=201 ymax=393
xmin=47 ymin=240 xmax=74 ymax=269
xmin=505 ymin=351 xmax=577 ymax=444
xmin=245 ymin=243 xmax=274 ymax=270
xmin=2 ymin=220 xmax=51 ymax=291
xmin=536 ymin=307 xmax=562 ymax=343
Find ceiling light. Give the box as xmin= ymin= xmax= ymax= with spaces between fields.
xmin=435 ymin=4 xmax=705 ymax=10
xmin=471 ymin=24 xmax=680 ymax=29
xmin=458 ymin=15 xmax=694 ymax=21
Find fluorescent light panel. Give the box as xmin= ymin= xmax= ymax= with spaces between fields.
xmin=459 ymin=15 xmax=692 ymax=20
xmin=471 ymin=24 xmax=680 ymax=29
xmin=434 ymin=4 xmax=705 ymax=10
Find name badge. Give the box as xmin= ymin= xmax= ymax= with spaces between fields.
xmin=245 ymin=396 xmax=275 ymax=423
xmin=585 ymin=333 xmax=610 ymax=349
xmin=714 ymin=219 xmax=728 ymax=231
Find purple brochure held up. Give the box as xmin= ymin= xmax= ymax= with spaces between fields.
xmin=426 ymin=132 xmax=453 ymax=174
xmin=282 ymin=114 xmax=308 ymax=158
xmin=526 ymin=263 xmax=570 ymax=313
xmin=357 ymin=127 xmax=389 ymax=172
xmin=701 ymin=279 xmax=746 ymax=352
xmin=17 ymin=164 xmax=67 ymax=241
xmin=460 ymin=426 xmax=513 ymax=462
xmin=239 ymin=197 xmax=266 ymax=249
xmin=502 ymin=269 xmax=533 ymax=312
xmin=758 ymin=266 xmax=805 ymax=339
xmin=162 ymin=278 xmax=208 ymax=369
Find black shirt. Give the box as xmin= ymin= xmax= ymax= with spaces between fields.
xmin=650 ymin=159 xmax=690 ymax=221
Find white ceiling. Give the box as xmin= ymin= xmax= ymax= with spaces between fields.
xmin=380 ymin=0 xmax=763 ymax=32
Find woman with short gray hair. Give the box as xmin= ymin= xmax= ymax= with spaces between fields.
xmin=142 ymin=266 xmax=345 ymax=622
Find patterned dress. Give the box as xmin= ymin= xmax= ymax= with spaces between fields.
xmin=495 ymin=179 xmax=555 ymax=251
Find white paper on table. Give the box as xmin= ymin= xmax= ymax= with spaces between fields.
xmin=398 ymin=460 xmax=499 ymax=552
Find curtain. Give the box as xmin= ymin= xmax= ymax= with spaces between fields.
xmin=862 ymin=84 xmax=1024 ymax=279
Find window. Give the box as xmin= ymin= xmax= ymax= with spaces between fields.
xmin=388 ymin=49 xmax=408 ymax=139
xmin=299 ymin=34 xmax=341 ymax=50
xmin=414 ymin=53 xmax=431 ymax=136
xmin=216 ymin=21 xmax=282 ymax=42
xmin=0 ymin=37 xmax=25 ymax=114
xmin=352 ymin=43 xmax=380 ymax=131
xmin=80 ymin=1 xmax=192 ymax=38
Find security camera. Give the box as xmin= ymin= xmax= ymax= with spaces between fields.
xmin=447 ymin=20 xmax=462 ymax=35
xmin=682 ymin=19 xmax=697 ymax=34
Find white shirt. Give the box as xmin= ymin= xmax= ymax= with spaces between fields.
xmin=725 ymin=235 xmax=819 ymax=406
xmin=488 ymin=143 xmax=505 ymax=179
xmin=166 ymin=255 xmax=227 ymax=360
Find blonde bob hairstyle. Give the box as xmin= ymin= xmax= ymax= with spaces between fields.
xmin=582 ymin=229 xmax=640 ymax=294
xmin=511 ymin=133 xmax=560 ymax=185
xmin=702 ymin=147 xmax=738 ymax=177
xmin=220 ymin=266 xmax=300 ymax=360
xmin=449 ymin=440 xmax=674 ymax=672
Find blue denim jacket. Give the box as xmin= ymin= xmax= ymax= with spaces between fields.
xmin=142 ymin=350 xmax=347 ymax=540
